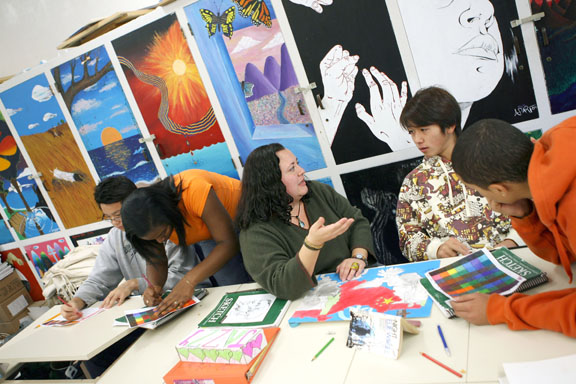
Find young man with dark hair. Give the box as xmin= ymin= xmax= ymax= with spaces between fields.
xmin=395 ymin=87 xmax=520 ymax=262
xmin=451 ymin=117 xmax=576 ymax=338
xmin=60 ymin=176 xmax=196 ymax=320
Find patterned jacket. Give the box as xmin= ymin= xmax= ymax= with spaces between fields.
xmin=396 ymin=156 xmax=522 ymax=261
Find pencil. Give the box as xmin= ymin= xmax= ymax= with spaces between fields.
xmin=420 ymin=352 xmax=462 ymax=378
xmin=311 ymin=337 xmax=334 ymax=361
xmin=57 ymin=296 xmax=82 ymax=317
xmin=141 ymin=273 xmax=153 ymax=287
xmin=437 ymin=324 xmax=451 ymax=356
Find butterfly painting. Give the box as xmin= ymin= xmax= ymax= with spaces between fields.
xmin=233 ymin=0 xmax=272 ymax=28
xmin=200 ymin=6 xmax=236 ymax=38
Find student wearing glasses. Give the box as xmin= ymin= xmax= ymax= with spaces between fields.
xmin=60 ymin=176 xmax=194 ymax=321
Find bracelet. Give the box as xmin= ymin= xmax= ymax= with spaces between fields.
xmin=303 ymin=237 xmax=323 ymax=251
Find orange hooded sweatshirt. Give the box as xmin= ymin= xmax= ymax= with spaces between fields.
xmin=486 ymin=116 xmax=576 ymax=337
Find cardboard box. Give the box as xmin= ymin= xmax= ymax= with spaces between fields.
xmin=0 ymin=288 xmax=32 ymax=323
xmin=0 ymin=310 xmax=28 ymax=334
xmin=0 ymin=271 xmax=25 ymax=301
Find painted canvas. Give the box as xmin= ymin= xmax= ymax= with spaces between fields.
xmin=0 ymin=110 xmax=60 ymax=238
xmin=112 ymin=14 xmax=237 ymax=178
xmin=0 ymin=220 xmax=13 ymax=244
xmin=530 ymin=0 xmax=576 ymax=114
xmin=282 ymin=0 xmax=412 ymax=164
xmin=0 ymin=247 xmax=44 ymax=301
xmin=341 ymin=156 xmax=423 ymax=266
xmin=288 ymin=261 xmax=440 ymax=327
xmin=23 ymin=237 xmax=71 ymax=278
xmin=185 ymin=0 xmax=326 ymax=171
xmin=397 ymin=0 xmax=538 ymax=126
xmin=0 ymin=74 xmax=101 ymax=228
xmin=52 ymin=46 xmax=160 ymax=186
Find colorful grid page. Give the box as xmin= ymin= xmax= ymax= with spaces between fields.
xmin=427 ymin=250 xmax=525 ymax=298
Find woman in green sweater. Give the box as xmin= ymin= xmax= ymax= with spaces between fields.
xmin=236 ymin=143 xmax=375 ymax=300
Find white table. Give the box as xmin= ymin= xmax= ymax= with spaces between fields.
xmin=97 ymin=285 xmax=240 ymax=384
xmin=7 ymin=247 xmax=576 ymax=384
xmin=0 ymin=296 xmax=145 ymax=382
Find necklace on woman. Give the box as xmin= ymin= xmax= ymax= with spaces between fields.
xmin=291 ymin=201 xmax=306 ymax=228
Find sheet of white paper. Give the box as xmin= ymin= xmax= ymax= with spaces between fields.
xmin=503 ymin=354 xmax=576 ymax=384
xmin=222 ymin=293 xmax=275 ymax=324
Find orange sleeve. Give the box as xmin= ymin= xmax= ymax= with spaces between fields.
xmin=487 ymin=288 xmax=576 ymax=338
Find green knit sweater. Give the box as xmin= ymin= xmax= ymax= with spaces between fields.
xmin=239 ymin=181 xmax=375 ymax=300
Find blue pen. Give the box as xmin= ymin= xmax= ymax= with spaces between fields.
xmin=437 ymin=325 xmax=451 ymax=357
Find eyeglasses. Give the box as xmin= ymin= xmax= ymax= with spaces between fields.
xmin=102 ymin=214 xmax=122 ymax=223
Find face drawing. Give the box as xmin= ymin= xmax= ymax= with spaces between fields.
xmin=399 ymin=0 xmax=504 ymax=104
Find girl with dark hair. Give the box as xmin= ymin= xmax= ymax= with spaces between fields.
xmin=121 ymin=169 xmax=250 ymax=314
xmin=237 ymin=143 xmax=375 ymax=300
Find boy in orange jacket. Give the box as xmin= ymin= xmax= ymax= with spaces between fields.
xmin=450 ymin=117 xmax=576 ymax=338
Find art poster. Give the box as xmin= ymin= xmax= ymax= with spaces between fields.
xmin=112 ymin=15 xmax=238 ymax=178
xmin=52 ymin=46 xmax=160 ymax=186
xmin=530 ymin=0 xmax=576 ymax=114
xmin=184 ymin=0 xmax=326 ymax=171
xmin=341 ymin=156 xmax=423 ymax=265
xmin=288 ymin=261 xmax=440 ymax=327
xmin=0 ymin=247 xmax=44 ymax=301
xmin=0 ymin=105 xmax=61 ymax=238
xmin=0 ymin=220 xmax=14 ymax=244
xmin=23 ymin=237 xmax=71 ymax=278
xmin=282 ymin=0 xmax=412 ymax=164
xmin=397 ymin=0 xmax=538 ymax=126
xmin=0 ymin=75 xmax=101 ymax=228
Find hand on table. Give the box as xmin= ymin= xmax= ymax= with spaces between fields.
xmin=437 ymin=237 xmax=471 ymax=259
xmin=60 ymin=297 xmax=84 ymax=321
xmin=451 ymin=292 xmax=491 ymax=325
xmin=155 ymin=279 xmax=195 ymax=315
xmin=143 ymin=285 xmax=162 ymax=307
xmin=336 ymin=257 xmax=366 ymax=281
xmin=100 ymin=279 xmax=136 ymax=308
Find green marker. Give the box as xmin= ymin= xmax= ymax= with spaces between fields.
xmin=311 ymin=337 xmax=335 ymax=361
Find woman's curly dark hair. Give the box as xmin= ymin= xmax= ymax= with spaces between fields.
xmin=121 ymin=175 xmax=188 ymax=264
xmin=236 ymin=143 xmax=304 ymax=230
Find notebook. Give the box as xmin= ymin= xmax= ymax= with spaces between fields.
xmin=420 ymin=247 xmax=548 ymax=318
xmin=198 ymin=289 xmax=289 ymax=328
xmin=163 ymin=327 xmax=280 ymax=384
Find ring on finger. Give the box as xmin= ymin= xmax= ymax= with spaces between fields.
xmin=350 ymin=262 xmax=359 ymax=271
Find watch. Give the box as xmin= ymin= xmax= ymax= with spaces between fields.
xmin=352 ymin=254 xmax=367 ymax=264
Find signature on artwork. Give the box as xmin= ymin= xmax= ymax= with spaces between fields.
xmin=513 ymin=104 xmax=538 ymax=117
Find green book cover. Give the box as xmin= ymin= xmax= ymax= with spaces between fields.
xmin=198 ymin=289 xmax=290 ymax=328
xmin=420 ymin=247 xmax=548 ymax=318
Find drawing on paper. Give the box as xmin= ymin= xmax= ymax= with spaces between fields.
xmin=288 ymin=261 xmax=440 ymax=326
xmin=223 ymin=293 xmax=275 ymax=324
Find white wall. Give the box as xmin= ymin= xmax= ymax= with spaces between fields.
xmin=0 ymin=0 xmax=157 ymax=78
